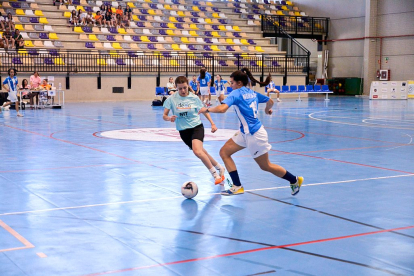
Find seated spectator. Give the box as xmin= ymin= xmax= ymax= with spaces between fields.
xmin=265 ymin=77 xmax=281 ymax=102
xmin=0 ymin=12 xmax=5 ymax=31
xmin=13 ymin=29 xmax=24 ymax=50
xmin=19 ymin=79 xmax=33 ymax=106
xmin=100 ymin=4 xmax=106 ymax=14
xmin=85 ymin=11 xmax=94 ymax=26
xmin=124 ymin=6 xmax=132 ymax=21
xmin=39 ymin=79 xmax=52 ymax=90
xmin=5 ymin=13 xmax=15 ymax=31
xmin=29 ymin=71 xmax=41 ymax=106
xmin=116 ymin=6 xmax=123 ymax=17
xmin=122 ymin=14 xmax=130 ymax=28
xmin=166 ymin=77 xmax=177 ymax=95
xmin=2 ymin=28 xmax=14 ymax=49
xmin=78 ymin=10 xmax=87 ymax=26
xmin=115 ymin=14 xmax=125 ymax=29
xmin=94 ymin=11 xmax=104 ymax=27
xmin=105 ymin=7 xmax=114 ymax=27
xmin=69 ymin=10 xmax=79 ymax=26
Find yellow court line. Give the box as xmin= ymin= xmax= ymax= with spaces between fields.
xmin=0 ymin=219 xmax=35 ymax=252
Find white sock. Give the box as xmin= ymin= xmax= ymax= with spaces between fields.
xmin=214 ymin=164 xmax=224 ymax=175
xmin=209 ymin=167 xmax=219 ymax=178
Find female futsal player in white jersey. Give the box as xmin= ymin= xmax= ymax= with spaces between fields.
xmin=163 ymin=76 xmax=225 ymax=185
xmin=199 ymin=70 xmax=303 ymax=196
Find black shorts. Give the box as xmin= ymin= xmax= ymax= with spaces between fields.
xmin=179 ymin=123 xmax=204 ymax=150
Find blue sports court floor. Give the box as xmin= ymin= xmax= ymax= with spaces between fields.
xmin=0 ymin=96 xmax=413 ymax=276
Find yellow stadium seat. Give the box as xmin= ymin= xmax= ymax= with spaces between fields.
xmin=49 ymin=33 xmax=59 ymax=40
xmin=111 ymin=7 xmax=116 ymax=13
xmin=54 ymin=58 xmax=65 ymax=65
xmin=112 ymin=43 xmax=122 ymax=49
xmin=144 ymin=0 xmax=152 ymax=3
xmin=16 ymin=9 xmax=25 ymax=16
xmin=181 ymin=37 xmax=189 ymax=43
xmin=141 ymin=36 xmax=150 ymax=42
xmin=189 ymin=30 xmax=198 ymax=36
xmin=205 ymin=18 xmax=212 ymax=24
xmin=187 ymin=52 xmax=195 ymax=57
xmin=127 ymin=2 xmax=135 ymax=8
xmin=77 ymin=6 xmax=85 ymax=12
xmin=255 ymin=46 xmax=265 ymax=52
xmin=190 ymin=24 xmax=198 ymax=30
xmin=148 ymin=10 xmax=156 ymax=15
xmin=64 ymin=11 xmax=71 ymax=18
xmin=226 ymin=38 xmax=234 ymax=44
xmin=39 ymin=18 xmax=49 ymax=24
xmin=74 ymin=26 xmax=84 ymax=33
xmin=211 ymin=45 xmax=220 ymax=51
xmin=167 ymin=23 xmax=176 ymax=29
xmin=206 ymin=1 xmax=213 ymax=6
xmin=240 ymin=39 xmax=249 ymax=45
xmin=118 ymin=28 xmax=127 ymax=34
xmin=257 ymin=61 xmax=265 ymax=67
xmin=15 ymin=24 xmax=24 ymax=31
xmin=172 ymin=44 xmax=180 ymax=51
xmin=169 ymin=16 xmax=177 ymax=22
xmin=276 ymin=10 xmax=284 ymax=15
xmin=282 ymin=5 xmax=288 ymax=10
xmin=170 ymin=60 xmax=179 ymax=66
xmin=166 ymin=30 xmax=175 ymax=35
xmin=212 ymin=13 xmax=219 ymax=18
xmin=192 ymin=6 xmax=200 ymax=12
xmin=24 ymin=41 xmax=34 ymax=47
xmin=18 ymin=49 xmax=28 ymax=55
xmin=132 ymin=15 xmax=139 ymax=21
xmin=177 ymin=11 xmax=185 ymax=16
xmin=219 ymin=25 xmax=226 ymax=31
xmin=35 ymin=10 xmax=44 ymax=16
xmin=97 ymin=59 xmax=107 ymax=65
xmin=212 ymin=31 xmax=220 ymax=37
xmin=233 ymin=26 xmax=242 ymax=32
xmin=165 ymin=5 xmax=172 ymax=10
xmin=286 ymin=1 xmax=293 ymax=5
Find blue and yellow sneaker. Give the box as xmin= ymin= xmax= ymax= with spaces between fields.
xmin=290 ymin=176 xmax=303 ymax=196
xmin=221 ymin=180 xmax=244 ymax=196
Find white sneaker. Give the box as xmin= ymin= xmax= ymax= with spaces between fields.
xmin=17 ymin=113 xmax=24 ymax=117
xmin=277 ymin=98 xmax=281 ymax=102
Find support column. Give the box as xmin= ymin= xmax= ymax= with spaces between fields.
xmin=363 ymin=0 xmax=378 ymax=95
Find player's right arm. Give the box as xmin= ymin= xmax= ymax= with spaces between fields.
xmin=163 ymin=108 xmax=177 ymax=122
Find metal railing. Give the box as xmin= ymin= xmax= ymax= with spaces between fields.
xmin=261 ymin=15 xmax=329 ymax=39
xmin=0 ymin=51 xmax=308 ymax=84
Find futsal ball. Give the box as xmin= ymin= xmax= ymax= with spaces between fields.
xmin=181 ymin=181 xmax=198 ymax=199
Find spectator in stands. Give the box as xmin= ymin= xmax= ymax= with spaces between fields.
xmin=197 ymin=68 xmax=211 ymax=106
xmin=0 ymin=12 xmax=5 ymax=31
xmin=100 ymin=4 xmax=106 ymax=14
xmin=94 ymin=11 xmax=104 ymax=27
xmin=167 ymin=77 xmax=177 ymax=95
xmin=78 ymin=10 xmax=87 ymax=26
xmin=13 ymin=29 xmax=24 ymax=50
xmin=215 ymin=74 xmax=228 ymax=104
xmin=105 ymin=7 xmax=114 ymax=28
xmin=116 ymin=6 xmax=123 ymax=17
xmin=1 ymin=68 xmax=23 ymax=117
xmin=266 ymin=76 xmax=281 ymax=102
xmin=189 ymin=75 xmax=199 ymax=96
xmin=5 ymin=13 xmax=15 ymax=31
xmin=2 ymin=28 xmax=14 ymax=50
xmin=85 ymin=11 xmax=94 ymax=26
xmin=115 ymin=14 xmax=125 ymax=29
xmin=29 ymin=71 xmax=41 ymax=106
xmin=122 ymin=14 xmax=130 ymax=28
xmin=69 ymin=10 xmax=79 ymax=26
xmin=19 ymin=79 xmax=32 ymax=107
xmin=124 ymin=6 xmax=132 ymax=21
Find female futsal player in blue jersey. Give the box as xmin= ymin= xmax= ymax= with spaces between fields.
xmin=163 ymin=76 xmax=225 ymax=185
xmin=199 ymin=70 xmax=303 ymax=196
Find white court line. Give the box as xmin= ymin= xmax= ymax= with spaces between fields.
xmin=385 ymin=134 xmax=413 ymax=151
xmin=1 ymin=174 xmax=413 ymax=217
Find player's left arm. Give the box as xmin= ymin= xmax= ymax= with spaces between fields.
xmin=257 ymin=92 xmax=273 ymax=115
xmin=203 ymin=113 xmax=217 ymax=133
xmin=199 ymin=103 xmax=229 ymax=114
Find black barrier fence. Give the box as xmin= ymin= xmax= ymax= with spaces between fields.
xmin=261 ymin=15 xmax=329 ymax=39
xmin=0 ymin=51 xmax=308 ymax=85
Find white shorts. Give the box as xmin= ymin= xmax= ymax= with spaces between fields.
xmin=200 ymin=87 xmax=210 ymax=96
xmin=231 ymin=126 xmax=271 ymax=158
xmin=217 ymin=89 xmax=225 ymax=95
xmin=7 ymin=90 xmax=18 ymax=103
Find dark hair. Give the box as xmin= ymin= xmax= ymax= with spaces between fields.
xmin=175 ymin=76 xmax=189 ymax=86
xmin=33 ymin=71 xmax=40 ymax=76
xmin=241 ymin=67 xmax=271 ymax=87
xmin=199 ymin=68 xmax=206 ymax=79
xmin=8 ymin=67 xmax=17 ymax=76
xmin=21 ymin=79 xmax=29 ymax=88
xmin=230 ymin=70 xmax=249 ymax=86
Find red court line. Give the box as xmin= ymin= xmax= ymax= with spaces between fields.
xmin=0 ymin=220 xmax=35 ymax=252
xmin=270 ymin=149 xmax=414 ymax=174
xmin=2 ymin=124 xmax=189 ymax=176
xmin=82 ymin=225 xmax=414 ymax=276
xmin=266 ymin=128 xmax=306 ymax=144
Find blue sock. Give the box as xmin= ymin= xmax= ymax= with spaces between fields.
xmin=229 ymin=170 xmax=242 ymax=186
xmin=282 ymin=171 xmax=297 ymax=184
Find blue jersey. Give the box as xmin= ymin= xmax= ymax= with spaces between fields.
xmin=189 ymin=80 xmax=198 ymax=92
xmin=215 ymin=80 xmax=227 ymax=92
xmin=163 ymin=91 xmax=204 ymax=131
xmin=266 ymin=81 xmax=275 ymax=90
xmin=197 ymin=74 xmax=211 ymax=88
xmin=3 ymin=76 xmax=18 ymax=92
xmin=222 ymin=86 xmax=270 ymax=135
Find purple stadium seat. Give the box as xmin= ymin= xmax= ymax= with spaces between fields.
xmin=250 ymin=61 xmax=258 ymax=67
xmin=204 ymin=38 xmax=212 ymax=43
xmin=204 ymin=31 xmax=212 ymax=37
xmin=193 ymin=1 xmax=199 ymax=5
xmin=234 ymin=3 xmax=240 ymax=8
xmin=177 ymin=17 xmax=184 ymax=23
xmin=203 ymin=53 xmax=212 ymax=58
xmin=49 ymin=49 xmax=59 ymax=56
xmin=281 ymin=1 xmax=287 ymax=5
xmin=12 ymin=57 xmax=23 ymax=64
xmin=149 ymin=36 xmax=158 ymax=42
xmin=226 ymin=46 xmax=235 ymax=51
xmin=136 ymin=22 xmax=145 ymax=27
xmin=234 ymin=9 xmax=241 ymax=13
xmin=191 ymin=12 xmax=199 ymax=17
xmin=107 ymin=35 xmax=116 ymax=41
xmin=219 ymin=19 xmax=227 ymax=24
xmin=276 ymin=6 xmax=282 ymax=10
xmin=233 ymin=32 xmax=241 ymax=38
xmin=248 ymin=39 xmax=256 ymax=45
xmin=39 ymin=33 xmax=49 ymax=39
xmin=132 ymin=36 xmax=141 ymax=42
xmin=159 ymin=29 xmax=167 ymax=35
xmin=150 ymin=4 xmax=157 ymax=9
xmin=160 ymin=23 xmax=168 ymax=28
xmin=272 ymin=61 xmax=281 ymax=67
xmin=83 ymin=26 xmax=93 ymax=33
xmin=85 ymin=6 xmax=93 ymax=12
xmin=247 ymin=15 xmax=255 ymax=20
xmin=253 ymin=10 xmax=261 ymax=14
xmin=28 ymin=49 xmax=39 ymax=55
xmin=147 ymin=44 xmax=156 ymax=50
xmin=11 ymin=3 xmax=21 ymax=8
xmin=219 ymin=60 xmax=228 ymax=66
xmin=116 ymin=58 xmax=126 ymax=65
xmin=252 ymin=4 xmax=259 ymax=9
xmin=200 ymin=7 xmax=207 ymax=12
xmin=175 ymin=23 xmax=183 ymax=29
xmin=191 ymin=18 xmax=199 ymax=23
xmin=73 ymin=0 xmax=80 ymax=4
xmin=172 ymin=0 xmax=180 ymax=4
xmin=264 ymin=0 xmax=270 ymax=4
xmin=212 ymin=25 xmax=219 ymax=30
xmin=44 ymin=58 xmax=54 ymax=65
xmin=138 ymin=16 xmax=147 ymax=21
xmin=162 ymin=52 xmax=172 ymax=58
xmin=234 ymin=60 xmax=242 ymax=66
xmin=30 ymin=17 xmax=39 ymax=23
xmin=188 ymin=45 xmax=197 ymax=51
xmin=195 ymin=60 xmax=204 ymax=66
xmin=128 ymin=51 xmax=137 ymax=57
xmin=86 ymin=42 xmax=95 ymax=49
xmin=212 ymin=7 xmax=220 ymax=12
xmin=109 ymin=27 xmax=118 ymax=34
xmin=141 ymin=9 xmax=149 ymax=15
